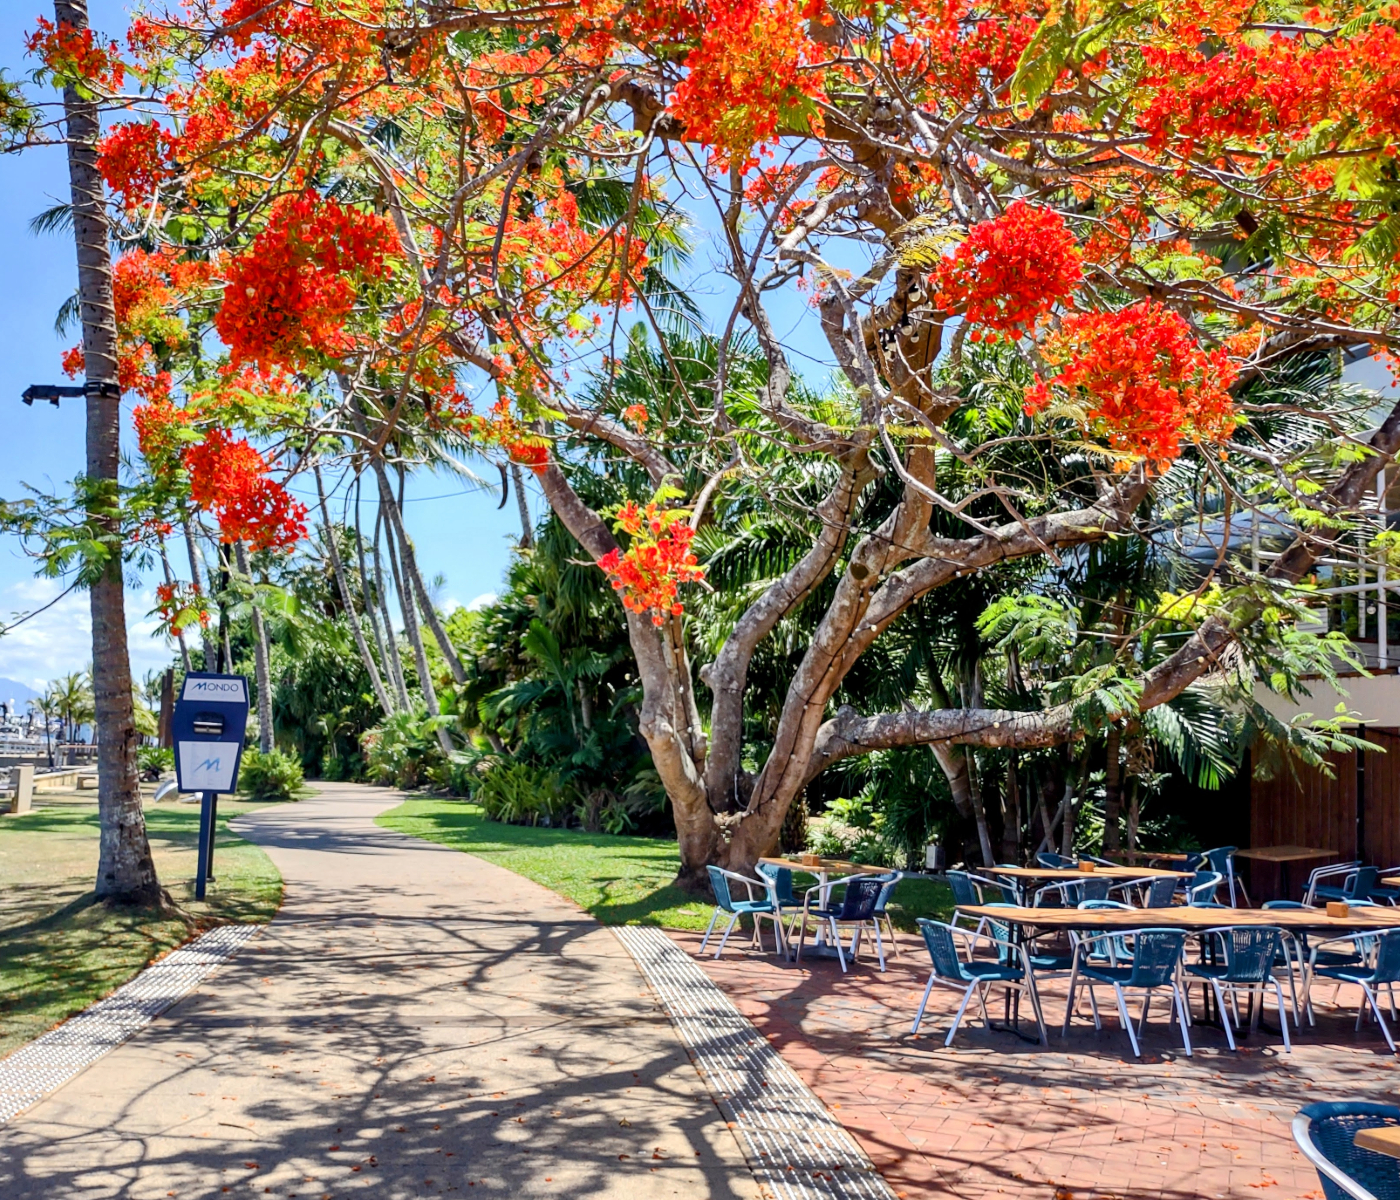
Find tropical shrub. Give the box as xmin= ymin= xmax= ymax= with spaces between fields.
xmin=239 ymin=747 xmax=304 ymax=801
xmin=361 ymin=709 xmax=445 ymax=790
xmin=137 ymin=745 xmax=173 ymax=781
xmin=473 ymin=759 xmax=573 ymax=826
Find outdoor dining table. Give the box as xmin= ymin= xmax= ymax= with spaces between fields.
xmin=988 ymin=864 xmax=1192 ymax=904
xmin=1354 ymin=1126 xmax=1400 ymax=1159
xmin=758 ymin=855 xmax=864 ymax=958
xmin=1233 ymin=845 xmax=1338 ymax=902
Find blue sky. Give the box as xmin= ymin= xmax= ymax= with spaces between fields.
xmin=0 ymin=2 xmax=534 ymax=690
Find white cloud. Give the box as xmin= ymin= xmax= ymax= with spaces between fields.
xmin=465 ymin=592 xmax=498 ymax=612
xmin=0 ymin=578 xmax=179 ymax=692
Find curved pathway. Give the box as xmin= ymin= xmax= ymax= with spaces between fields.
xmin=0 ymin=783 xmax=758 ymax=1199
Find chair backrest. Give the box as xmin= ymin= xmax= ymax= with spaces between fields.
xmin=1295 ymin=1102 xmax=1400 ymax=1200
xmin=1037 ymin=852 xmax=1071 ymax=868
xmin=1183 ymin=851 xmax=1205 ymax=874
xmin=1080 ymin=877 xmax=1112 ymax=902
xmin=1145 ymin=876 xmax=1178 ymax=908
xmin=1374 ymin=931 xmax=1400 ymax=985
xmin=706 ymin=865 xmax=736 ymax=913
xmin=836 ymin=877 xmax=883 ymax=921
xmin=1125 ymin=929 xmax=1188 ymax=987
xmin=918 ymin=919 xmax=969 ymax=981
xmin=1189 ymin=871 xmax=1223 ymax=906
xmin=1349 ymin=866 xmax=1381 ymax=898
xmin=1218 ymin=926 xmax=1283 ymax=984
xmin=1203 ymin=846 xmax=1237 ymax=876
xmin=872 ymin=871 xmax=902 ymax=914
xmin=946 ymin=870 xmax=979 ymax=907
xmin=756 ymin=862 xmax=797 ymax=906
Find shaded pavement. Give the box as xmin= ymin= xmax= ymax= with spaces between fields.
xmin=0 ymin=783 xmax=757 ymax=1199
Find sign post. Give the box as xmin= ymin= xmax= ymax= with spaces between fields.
xmin=172 ymin=672 xmax=250 ymax=900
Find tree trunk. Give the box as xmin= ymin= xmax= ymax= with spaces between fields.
xmin=182 ymin=514 xmax=217 ymax=671
xmin=371 ymin=506 xmax=411 ymax=708
xmin=58 ymin=0 xmax=160 ymax=905
xmin=314 ymin=465 xmax=394 ymax=716
xmin=234 ymin=542 xmax=274 ymax=754
xmin=510 ymin=462 xmax=534 ymax=549
xmin=1103 ymin=724 xmax=1123 ymax=855
xmin=353 ymin=474 xmax=399 ymax=709
xmin=1002 ymin=755 xmax=1022 ymax=865
xmin=1127 ymin=780 xmax=1140 ymax=858
xmin=382 ymin=489 xmax=453 ymax=756
xmin=158 ymin=534 xmax=193 ymax=675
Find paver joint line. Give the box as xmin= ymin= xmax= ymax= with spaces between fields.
xmin=0 ymin=922 xmax=260 ymax=1124
xmin=615 ymin=925 xmax=896 ymax=1200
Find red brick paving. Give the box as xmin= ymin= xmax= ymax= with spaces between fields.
xmin=667 ymin=926 xmax=1400 ymax=1199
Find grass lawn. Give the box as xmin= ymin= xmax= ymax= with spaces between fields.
xmin=378 ymin=795 xmax=953 ymax=933
xmin=0 ymin=793 xmax=284 ymax=1058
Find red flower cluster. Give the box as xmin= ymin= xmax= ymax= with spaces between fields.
xmin=1024 ymin=301 xmax=1237 ymax=469
xmin=98 ymin=122 xmax=176 ymax=210
xmin=933 ymin=201 xmax=1082 ymax=335
xmin=621 ymin=404 xmax=649 ymax=429
xmin=215 ymin=191 xmax=399 ymax=370
xmin=183 ymin=429 xmax=307 ymax=550
xmin=134 ymin=396 xmax=192 ymax=472
xmin=154 ymin=580 xmax=210 ymax=632
xmin=597 ymin=501 xmax=705 ymax=626
xmin=26 ymin=17 xmax=125 ymax=91
xmin=669 ymin=0 xmax=826 ymax=165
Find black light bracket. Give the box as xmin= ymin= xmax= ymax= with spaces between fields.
xmin=22 ymin=381 xmax=121 ymax=406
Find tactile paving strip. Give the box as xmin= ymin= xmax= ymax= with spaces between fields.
xmin=0 ymin=922 xmax=259 ymax=1123
xmin=614 ymin=926 xmax=895 ymax=1200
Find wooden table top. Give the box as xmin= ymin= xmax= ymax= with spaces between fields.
xmin=1355 ymin=1126 xmax=1400 ymax=1159
xmin=1233 ymin=845 xmax=1338 ymax=864
xmin=990 ymin=865 xmax=1192 ymax=881
xmin=758 ymin=856 xmax=863 ymax=875
xmin=1117 ymin=850 xmax=1192 ymax=864
xmin=1385 ymin=877 xmax=1400 ymax=888
xmin=959 ymin=903 xmax=1400 ymax=932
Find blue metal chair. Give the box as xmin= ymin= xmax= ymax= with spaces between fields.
xmin=911 ymin=919 xmax=1048 ymax=1045
xmin=1370 ymin=871 xmax=1400 ymax=905
xmin=1305 ymin=861 xmax=1363 ymax=905
xmin=755 ymin=861 xmax=802 ymax=941
xmin=1064 ymin=927 xmax=1192 ymax=1057
xmin=1311 ymin=929 xmax=1400 ymax=1053
xmin=796 ymin=875 xmax=887 ymax=972
xmin=1035 ymin=875 xmax=1112 ymax=907
xmin=1184 ymin=926 xmax=1291 ymax=1052
xmin=1261 ymin=900 xmax=1313 ymax=1025
xmin=1187 ymin=870 xmax=1224 ymax=906
xmin=1201 ymin=846 xmax=1250 ymax=907
xmin=1313 ymin=866 xmax=1381 ymax=906
xmin=1142 ymin=875 xmax=1180 ymax=908
xmin=870 ymin=870 xmax=904 ymax=958
xmin=947 ymin=869 xmax=1017 ymax=933
xmin=701 ymin=865 xmax=785 ymax=959
xmin=1293 ymin=1101 xmax=1400 ymax=1200
xmin=1037 ymin=851 xmax=1073 ymax=869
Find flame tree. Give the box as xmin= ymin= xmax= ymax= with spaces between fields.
xmin=17 ymin=0 xmax=1400 ymax=884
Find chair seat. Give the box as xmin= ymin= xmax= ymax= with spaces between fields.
xmin=959 ymin=961 xmax=1024 ymax=983
xmin=1314 ymin=965 xmax=1379 ymax=985
xmin=810 ymin=907 xmax=872 ymax=920
xmin=1027 ymin=953 xmax=1075 ymax=972
xmin=1370 ymin=887 xmax=1400 ymax=904
xmin=1079 ymin=964 xmax=1157 ymax=985
xmin=728 ymin=900 xmax=776 ymax=916
xmin=1312 ymin=885 xmax=1354 ymax=903
xmin=1185 ymin=963 xmax=1271 ymax=984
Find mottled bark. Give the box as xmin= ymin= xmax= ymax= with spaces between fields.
xmin=371 ymin=507 xmax=410 ymax=708
xmin=182 ymin=515 xmax=217 ymax=671
xmin=58 ymin=0 xmax=160 ymax=905
xmin=510 ymin=462 xmax=534 ymax=549
xmin=1102 ymin=725 xmax=1123 ymax=855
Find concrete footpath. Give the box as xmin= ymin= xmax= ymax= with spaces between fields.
xmin=0 ymin=783 xmax=758 ymax=1199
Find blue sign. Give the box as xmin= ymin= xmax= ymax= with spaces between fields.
xmin=172 ymin=673 xmax=250 ymax=794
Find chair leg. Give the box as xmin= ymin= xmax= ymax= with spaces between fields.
xmin=912 ymin=973 xmax=938 ymax=1035
xmin=1363 ymin=983 xmax=1399 ymax=1054
xmin=700 ymin=907 xmax=721 ymax=952
xmin=883 ymin=914 xmax=901 ymax=957
xmin=1138 ymin=990 xmax=1152 ymax=1037
xmin=716 ymin=913 xmax=740 ymax=958
xmin=946 ymin=981 xmax=978 ymax=1047
xmin=1172 ymin=984 xmax=1193 ymax=1057
xmin=832 ymin=918 xmax=848 ymax=973
xmin=1213 ymin=980 xmax=1237 ymax=1051
xmin=1114 ymin=984 xmax=1141 ymax=1058
xmin=873 ymin=921 xmax=886 ymax=972
xmin=1088 ymin=984 xmax=1102 ymax=1030
xmin=1026 ymin=975 xmax=1049 ymax=1046
xmin=795 ymin=916 xmax=808 ymax=965
xmin=1063 ymin=961 xmax=1080 ymax=1037
xmin=1273 ymin=978 xmax=1292 ymax=1052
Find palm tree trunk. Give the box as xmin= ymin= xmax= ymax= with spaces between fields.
xmin=157 ymin=534 xmax=193 ymax=675
xmin=314 ymin=465 xmax=393 ymax=715
xmin=182 ymin=513 xmax=217 ymax=671
xmin=57 ymin=0 xmax=159 ymax=905
xmin=233 ymin=542 xmax=274 ymax=754
xmin=353 ymin=473 xmax=397 ymax=706
xmin=1103 ymin=724 xmax=1123 ymax=855
xmin=371 ymin=506 xmax=410 ymax=708
xmin=379 ymin=486 xmax=450 ymax=754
